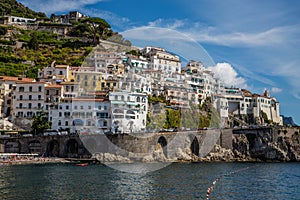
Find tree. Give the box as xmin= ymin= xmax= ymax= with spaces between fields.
xmin=80 ymin=17 xmax=111 ymax=45
xmin=31 ymin=112 xmax=51 ymax=135
xmin=28 ymin=32 xmax=39 ymax=50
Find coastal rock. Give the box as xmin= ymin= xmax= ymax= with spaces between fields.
xmin=232 ymin=128 xmax=300 ymax=162
xmin=94 ymin=153 xmax=131 ymax=162
xmin=142 ymin=143 xmax=167 ymax=162
xmin=176 ymin=148 xmax=192 ymax=161
xmin=202 ymin=144 xmax=235 ymax=162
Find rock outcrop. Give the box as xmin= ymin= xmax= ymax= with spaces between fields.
xmin=94 ymin=152 xmax=131 ymax=163
xmin=232 ymin=129 xmax=300 ymax=162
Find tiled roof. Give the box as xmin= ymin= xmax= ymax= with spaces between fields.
xmin=0 ymin=76 xmax=34 ymax=82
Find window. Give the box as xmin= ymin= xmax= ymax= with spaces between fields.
xmin=103 ymin=121 xmax=107 ymax=126
xmin=46 ymin=90 xmax=49 ymax=95
xmin=65 ymin=121 xmax=69 ymax=126
xmin=28 ymin=103 xmax=32 ymax=109
xmin=56 ymin=90 xmax=59 ymax=95
xmin=80 ymin=105 xmax=84 ymax=110
xmin=19 ymin=87 xmax=24 ymax=92
xmin=19 ymin=95 xmax=23 ymax=100
xmin=29 ymin=95 xmax=32 ymax=100
xmin=29 ymin=86 xmax=32 ymax=92
xmin=38 ymin=86 xmax=42 ymax=92
xmin=84 ymin=75 xmax=88 ymax=80
xmin=59 ymin=112 xmax=62 ymax=117
xmin=74 ymin=106 xmax=78 ymax=110
xmin=58 ymin=120 xmax=61 ymax=126
xmin=88 ymin=106 xmax=92 ymax=110
xmin=19 ymin=103 xmax=22 ymax=108
xmin=38 ymin=95 xmax=41 ymax=100
xmin=66 ymin=105 xmax=69 ymax=110
xmin=93 ymin=82 xmax=96 ymax=87
xmin=38 ymin=103 xmax=41 ymax=108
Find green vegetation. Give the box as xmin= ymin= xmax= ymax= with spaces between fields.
xmin=261 ymin=110 xmax=272 ymax=124
xmin=0 ymin=0 xmax=47 ymax=19
xmin=0 ymin=26 xmax=7 ymax=35
xmin=68 ymin=17 xmax=113 ymax=45
xmin=0 ymin=28 xmax=95 ymax=77
xmin=147 ymin=97 xmax=221 ymax=130
xmin=31 ymin=112 xmax=51 ymax=135
xmin=126 ymin=49 xmax=141 ymax=56
xmin=148 ymin=95 xmax=168 ymax=104
xmin=0 ymin=0 xmax=130 ymax=78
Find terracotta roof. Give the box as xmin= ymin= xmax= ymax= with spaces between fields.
xmin=59 ymin=82 xmax=79 ymax=85
xmin=16 ymin=81 xmax=45 ymax=84
xmin=0 ymin=76 xmax=34 ymax=82
xmin=45 ymin=85 xmax=62 ymax=89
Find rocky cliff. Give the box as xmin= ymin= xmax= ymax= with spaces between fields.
xmin=90 ymin=128 xmax=300 ymax=163
xmin=231 ymin=128 xmax=300 ymax=161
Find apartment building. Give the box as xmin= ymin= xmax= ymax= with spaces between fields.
xmin=0 ymin=76 xmax=34 ymax=117
xmin=109 ymin=92 xmax=148 ymax=133
xmin=12 ymin=81 xmax=46 ymax=125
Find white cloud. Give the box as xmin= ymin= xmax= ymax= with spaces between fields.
xmin=271 ymin=87 xmax=283 ymax=93
xmin=148 ymin=19 xmax=186 ymax=29
xmin=19 ymin=0 xmax=104 ymax=15
xmin=122 ymin=27 xmax=215 ymax=67
xmin=132 ymin=18 xmax=300 ymax=47
xmin=208 ymin=63 xmax=247 ymax=88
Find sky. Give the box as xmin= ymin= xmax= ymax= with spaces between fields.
xmin=18 ymin=0 xmax=300 ymax=124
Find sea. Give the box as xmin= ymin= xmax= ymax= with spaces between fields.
xmin=0 ymin=162 xmax=299 ymax=200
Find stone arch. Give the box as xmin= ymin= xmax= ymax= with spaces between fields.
xmin=28 ymin=140 xmax=42 ymax=154
xmin=189 ymin=135 xmax=200 ymax=157
xmin=47 ymin=140 xmax=60 ymax=157
xmin=5 ymin=141 xmax=21 ymax=153
xmin=157 ymin=136 xmax=168 ymax=158
xmin=65 ymin=139 xmax=79 ymax=156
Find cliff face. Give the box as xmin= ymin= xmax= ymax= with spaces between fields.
xmin=232 ymin=128 xmax=300 ymax=161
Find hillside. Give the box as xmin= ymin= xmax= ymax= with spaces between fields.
xmin=0 ymin=0 xmax=47 ymax=19
xmin=0 ymin=0 xmax=131 ymax=78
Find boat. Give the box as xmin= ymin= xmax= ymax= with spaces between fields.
xmin=76 ymin=163 xmax=89 ymax=166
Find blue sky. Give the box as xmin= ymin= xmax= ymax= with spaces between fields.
xmin=18 ymin=0 xmax=300 ymax=123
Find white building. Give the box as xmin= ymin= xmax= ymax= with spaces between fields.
xmin=0 ymin=76 xmax=35 ymax=118
xmin=141 ymin=46 xmax=181 ymax=74
xmin=12 ymin=81 xmax=46 ymax=128
xmin=212 ymin=94 xmax=229 ymax=118
xmin=49 ymin=97 xmax=111 ymax=133
xmin=94 ymin=51 xmax=122 ymax=73
xmin=109 ymin=92 xmax=148 ymax=133
xmin=38 ymin=64 xmax=70 ymax=83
